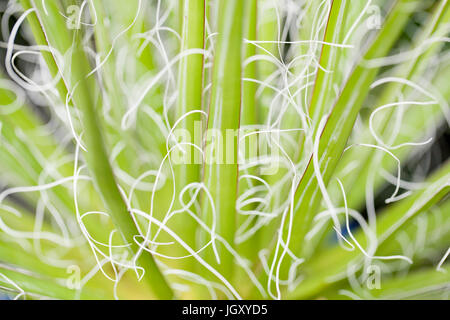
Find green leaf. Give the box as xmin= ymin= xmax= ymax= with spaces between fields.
xmin=365 ymin=266 xmax=450 ymax=299
xmin=0 ymin=265 xmax=110 ymax=299
xmin=336 ymin=0 xmax=450 ymax=211
xmin=268 ymin=0 xmax=421 ymax=286
xmin=169 ymin=0 xmax=206 ymax=270
xmin=19 ymin=0 xmax=174 ymax=299
xmin=200 ymin=0 xmax=244 ymax=280
xmin=289 ymin=160 xmax=450 ymax=299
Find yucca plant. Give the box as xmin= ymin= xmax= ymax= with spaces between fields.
xmin=0 ymin=0 xmax=449 ymax=300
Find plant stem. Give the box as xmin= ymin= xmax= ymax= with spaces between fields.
xmin=20 ymin=0 xmax=174 ymax=299
xmin=201 ymin=0 xmax=244 ymax=281
xmin=170 ymin=0 xmax=205 ymax=271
